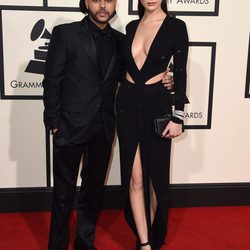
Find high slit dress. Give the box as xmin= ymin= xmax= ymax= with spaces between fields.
xmin=116 ymin=16 xmax=189 ymax=250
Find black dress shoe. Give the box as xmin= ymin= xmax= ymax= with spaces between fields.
xmin=74 ymin=239 xmax=97 ymax=250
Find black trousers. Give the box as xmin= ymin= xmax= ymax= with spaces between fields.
xmin=48 ymin=118 xmax=112 ymax=250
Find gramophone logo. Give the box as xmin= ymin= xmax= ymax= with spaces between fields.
xmin=0 ymin=9 xmax=82 ymax=99
xmin=25 ymin=19 xmax=51 ymax=75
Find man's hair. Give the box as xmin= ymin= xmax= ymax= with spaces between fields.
xmin=79 ymin=0 xmax=89 ymax=14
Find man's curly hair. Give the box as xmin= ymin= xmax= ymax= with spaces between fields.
xmin=79 ymin=0 xmax=88 ymax=14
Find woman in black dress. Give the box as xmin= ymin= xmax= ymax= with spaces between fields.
xmin=116 ymin=0 xmax=189 ymax=249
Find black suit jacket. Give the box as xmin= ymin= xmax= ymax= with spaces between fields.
xmin=43 ymin=16 xmax=124 ymax=145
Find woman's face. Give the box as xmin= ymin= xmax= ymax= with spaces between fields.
xmin=140 ymin=0 xmax=162 ymax=12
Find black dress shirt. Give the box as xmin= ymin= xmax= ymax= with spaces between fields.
xmin=87 ymin=17 xmax=113 ymax=78
xmin=87 ymin=17 xmax=114 ymax=130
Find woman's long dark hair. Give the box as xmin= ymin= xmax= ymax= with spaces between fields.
xmin=138 ymin=1 xmax=168 ymax=19
xmin=79 ymin=0 xmax=88 ymax=14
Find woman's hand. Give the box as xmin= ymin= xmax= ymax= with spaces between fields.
xmin=162 ymin=121 xmax=182 ymax=139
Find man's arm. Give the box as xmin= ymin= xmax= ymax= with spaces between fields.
xmin=43 ymin=25 xmax=67 ymax=133
xmin=162 ymin=67 xmax=174 ymax=90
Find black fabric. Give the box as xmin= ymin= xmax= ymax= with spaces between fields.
xmin=117 ymin=16 xmax=189 ymax=250
xmin=43 ymin=16 xmax=124 ymax=145
xmin=48 ymin=125 xmax=112 ymax=250
xmin=116 ymin=80 xmax=172 ymax=249
xmin=44 ymin=15 xmax=124 ymax=250
xmin=87 ymin=17 xmax=113 ymax=77
xmin=123 ymin=15 xmax=189 ymax=111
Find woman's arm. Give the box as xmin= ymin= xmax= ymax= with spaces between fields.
xmin=171 ymin=20 xmax=189 ymax=124
xmin=162 ymin=20 xmax=189 ymax=138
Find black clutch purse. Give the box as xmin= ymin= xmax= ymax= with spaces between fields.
xmin=154 ymin=114 xmax=172 ymax=136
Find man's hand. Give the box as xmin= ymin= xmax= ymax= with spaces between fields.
xmin=52 ymin=128 xmax=58 ymax=135
xmin=162 ymin=68 xmax=174 ymax=90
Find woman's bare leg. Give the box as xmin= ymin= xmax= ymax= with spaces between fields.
xmin=130 ymin=145 xmax=151 ymax=250
xmin=150 ymin=182 xmax=157 ymax=225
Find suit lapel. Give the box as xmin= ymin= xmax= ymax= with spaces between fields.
xmin=79 ymin=17 xmax=101 ymax=75
xmin=103 ymin=32 xmax=119 ymax=82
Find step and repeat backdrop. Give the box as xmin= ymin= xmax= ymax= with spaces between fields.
xmin=0 ymin=0 xmax=249 ymax=188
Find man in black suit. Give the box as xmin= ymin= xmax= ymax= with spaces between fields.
xmin=43 ymin=0 xmax=122 ymax=249
xmin=43 ymin=0 xmax=173 ymax=249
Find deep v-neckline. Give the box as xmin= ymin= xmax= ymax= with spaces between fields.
xmin=130 ymin=15 xmax=168 ymax=72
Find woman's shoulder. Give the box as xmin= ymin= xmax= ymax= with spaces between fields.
xmin=161 ymin=16 xmax=188 ymax=38
xmin=125 ymin=19 xmax=140 ymax=34
xmin=166 ymin=15 xmax=187 ymax=29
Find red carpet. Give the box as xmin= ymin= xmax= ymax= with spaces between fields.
xmin=0 ymin=206 xmax=250 ymax=250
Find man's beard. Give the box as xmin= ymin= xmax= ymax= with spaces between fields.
xmin=88 ymin=8 xmax=116 ymax=24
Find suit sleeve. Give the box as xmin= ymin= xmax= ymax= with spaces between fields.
xmin=173 ymin=21 xmax=189 ymax=112
xmin=43 ymin=25 xmax=67 ymax=130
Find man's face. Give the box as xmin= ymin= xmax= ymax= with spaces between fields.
xmin=85 ymin=0 xmax=117 ymax=24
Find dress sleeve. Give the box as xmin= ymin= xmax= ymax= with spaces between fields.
xmin=173 ymin=21 xmax=189 ymax=112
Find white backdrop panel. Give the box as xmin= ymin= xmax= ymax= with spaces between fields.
xmin=185 ymin=45 xmax=212 ymax=126
xmin=2 ymin=10 xmax=83 ymax=97
xmin=48 ymin=0 xmax=79 ymax=8
xmin=0 ymin=0 xmax=43 ymax=6
xmin=0 ymin=0 xmax=250 ymax=189
xmin=0 ymin=101 xmax=46 ymax=187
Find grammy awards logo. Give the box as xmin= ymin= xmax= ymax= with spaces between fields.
xmin=128 ymin=0 xmax=219 ymax=16
xmin=25 ymin=19 xmax=51 ymax=75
